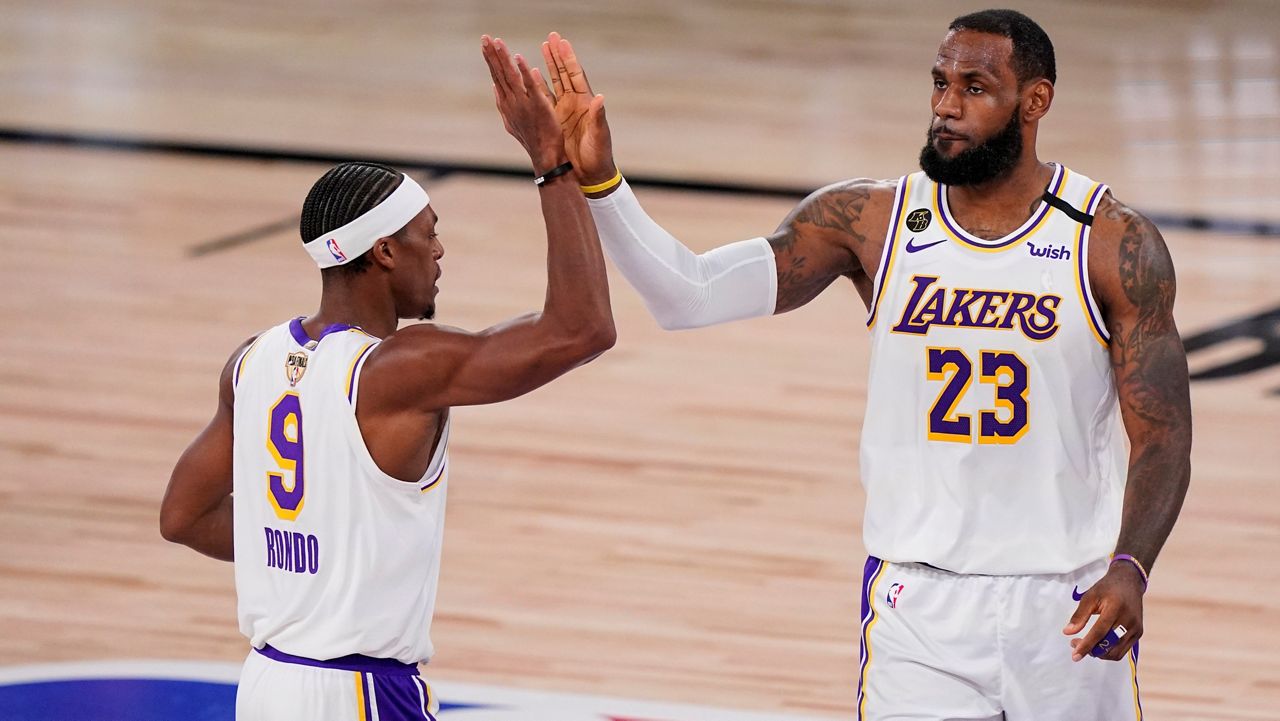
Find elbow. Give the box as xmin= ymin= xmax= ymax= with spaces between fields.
xmin=578 ymin=322 xmax=617 ymax=359
xmin=159 ymin=504 xmax=192 ymax=545
xmin=562 ymin=320 xmax=616 ymax=364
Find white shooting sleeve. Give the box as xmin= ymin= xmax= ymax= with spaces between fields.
xmin=586 ymin=180 xmax=779 ymax=330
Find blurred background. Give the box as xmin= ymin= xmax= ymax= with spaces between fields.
xmin=1 ymin=1 xmax=1277 ymax=719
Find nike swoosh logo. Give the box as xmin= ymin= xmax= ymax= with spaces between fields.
xmin=904 ymin=237 xmax=948 ymax=253
xmin=1071 ymin=586 xmax=1085 ymax=601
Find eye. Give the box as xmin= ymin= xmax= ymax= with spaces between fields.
xmin=967 ymin=85 xmax=984 ymax=95
xmin=933 ymin=78 xmax=947 ymax=90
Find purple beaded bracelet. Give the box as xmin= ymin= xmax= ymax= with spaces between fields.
xmin=1110 ymin=553 xmax=1149 ymax=588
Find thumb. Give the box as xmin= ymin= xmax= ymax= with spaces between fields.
xmin=588 ymin=94 xmax=608 ymax=129
xmin=1063 ymin=597 xmax=1093 ymax=635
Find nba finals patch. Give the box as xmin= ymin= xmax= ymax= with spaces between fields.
xmin=0 ymin=661 xmax=843 ymax=721
xmin=285 ymin=352 xmax=308 ymax=386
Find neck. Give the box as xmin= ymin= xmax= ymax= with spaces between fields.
xmin=947 ymin=151 xmax=1053 ymax=213
xmin=304 ymin=274 xmax=399 ymax=339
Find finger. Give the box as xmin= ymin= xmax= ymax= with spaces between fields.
xmin=491 ymin=38 xmax=519 ymax=95
xmin=588 ymin=93 xmax=607 ymax=126
xmin=1063 ymin=596 xmax=1095 ymax=635
xmin=1072 ymin=612 xmax=1117 ymax=662
xmin=558 ymin=37 xmax=593 ymax=95
xmin=514 ymin=53 xmax=539 ymax=96
xmin=481 ymin=36 xmax=511 ymax=97
xmin=541 ymin=41 xmax=564 ymax=98
xmin=547 ymin=35 xmax=573 ymax=94
xmin=1103 ymin=623 xmax=1141 ymax=662
xmin=529 ymin=66 xmax=555 ymax=106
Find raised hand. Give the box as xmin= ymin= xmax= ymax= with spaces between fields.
xmin=481 ymin=35 xmax=567 ymax=173
xmin=540 ymin=32 xmax=616 ymax=188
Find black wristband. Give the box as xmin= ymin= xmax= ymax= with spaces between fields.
xmin=534 ymin=161 xmax=574 ymax=186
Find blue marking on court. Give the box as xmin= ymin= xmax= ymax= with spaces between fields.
xmin=0 ymin=678 xmax=487 ymax=720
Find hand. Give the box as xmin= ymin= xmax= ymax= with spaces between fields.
xmin=1063 ymin=562 xmax=1145 ymax=662
xmin=481 ymin=35 xmax=567 ymax=172
xmin=541 ymin=32 xmax=616 ymax=187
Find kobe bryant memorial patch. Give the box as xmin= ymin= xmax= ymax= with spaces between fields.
xmin=905 ymin=208 xmax=932 ymax=232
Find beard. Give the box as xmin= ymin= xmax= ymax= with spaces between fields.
xmin=419 ymin=304 xmax=435 ymax=321
xmin=919 ymin=109 xmax=1023 ymax=187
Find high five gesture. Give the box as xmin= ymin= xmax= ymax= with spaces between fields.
xmin=540 ymin=32 xmax=617 ymax=191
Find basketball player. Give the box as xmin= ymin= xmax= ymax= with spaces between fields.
xmin=540 ymin=9 xmax=1190 ymax=719
xmin=159 ymin=37 xmax=614 ymax=720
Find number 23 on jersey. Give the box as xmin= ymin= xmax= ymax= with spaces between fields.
xmin=925 ymin=347 xmax=1029 ymax=444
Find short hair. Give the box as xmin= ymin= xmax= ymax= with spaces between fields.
xmin=948 ymin=9 xmax=1056 ymax=86
xmin=299 ymin=162 xmax=403 ymax=274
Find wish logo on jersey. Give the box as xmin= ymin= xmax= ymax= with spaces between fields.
xmin=891 ymin=274 xmax=1061 ymax=341
xmin=1027 ymin=242 xmax=1071 ymax=261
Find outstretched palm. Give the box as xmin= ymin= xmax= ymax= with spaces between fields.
xmin=540 ymin=32 xmax=615 ymax=185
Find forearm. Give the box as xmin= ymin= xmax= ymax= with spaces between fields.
xmin=164 ymin=495 xmax=235 ymax=562
xmin=586 ymin=180 xmax=777 ymax=330
xmin=1114 ymin=420 xmax=1192 ymax=573
xmin=536 ymin=166 xmax=615 ymax=341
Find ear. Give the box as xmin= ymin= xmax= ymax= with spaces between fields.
xmin=1023 ymin=79 xmax=1053 ymax=122
xmin=368 ymin=237 xmax=397 ymax=270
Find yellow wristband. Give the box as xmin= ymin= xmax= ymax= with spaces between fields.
xmin=579 ymin=168 xmax=623 ymax=194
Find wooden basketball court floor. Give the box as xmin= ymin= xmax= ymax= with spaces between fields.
xmin=1 ymin=1 xmax=1278 ymax=718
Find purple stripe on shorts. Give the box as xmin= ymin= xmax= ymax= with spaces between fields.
xmin=360 ymin=672 xmax=374 ymax=719
xmin=255 ymin=644 xmax=419 ymax=676
xmin=369 ymin=674 xmax=439 ymax=721
xmin=856 ymin=556 xmax=884 ymax=717
xmin=1132 ymin=640 xmax=1144 ymax=719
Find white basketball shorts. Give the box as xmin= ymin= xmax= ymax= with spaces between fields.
xmin=856 ymin=556 xmax=1143 ymax=721
xmin=236 ymin=645 xmax=440 ymax=721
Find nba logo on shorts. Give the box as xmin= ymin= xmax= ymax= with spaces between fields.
xmin=886 ymin=582 xmax=905 ymax=608
xmin=326 ymin=238 xmax=347 ymax=262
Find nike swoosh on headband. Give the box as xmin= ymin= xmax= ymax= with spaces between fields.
xmin=905 ymin=237 xmax=948 ymax=253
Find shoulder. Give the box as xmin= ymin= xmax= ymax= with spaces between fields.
xmin=793 ymin=177 xmax=899 ymax=225
xmin=1088 ymin=191 xmax=1176 ymax=311
xmin=360 ymin=321 xmax=486 ymax=382
xmin=780 ymin=177 xmax=900 ymax=248
xmin=218 ymin=333 xmax=261 ymax=407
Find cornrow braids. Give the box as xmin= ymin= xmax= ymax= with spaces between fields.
xmin=299 ymin=162 xmax=404 ymax=274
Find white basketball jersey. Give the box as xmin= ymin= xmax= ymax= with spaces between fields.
xmin=861 ymin=164 xmax=1126 ymax=575
xmin=231 ymin=318 xmax=449 ymax=664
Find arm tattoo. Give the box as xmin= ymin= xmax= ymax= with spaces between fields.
xmin=1104 ymin=203 xmax=1193 ymax=572
xmin=792 ymin=183 xmax=871 ymax=245
xmin=1110 ymin=211 xmax=1184 ymax=425
xmin=769 ymin=181 xmax=873 ymax=313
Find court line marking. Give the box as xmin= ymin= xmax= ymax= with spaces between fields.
xmin=4 ymin=126 xmax=1277 ymax=237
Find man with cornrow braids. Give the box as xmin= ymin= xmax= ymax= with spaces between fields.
xmin=161 ymin=36 xmax=613 ymax=720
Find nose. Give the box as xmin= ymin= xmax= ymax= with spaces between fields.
xmin=933 ymin=85 xmax=962 ymax=121
xmin=433 ymin=240 xmax=444 ymax=261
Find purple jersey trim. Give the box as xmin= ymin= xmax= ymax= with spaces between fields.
xmin=347 ymin=343 xmax=378 ymax=404
xmin=289 ymin=317 xmax=360 ymax=346
xmin=255 ymin=644 xmax=419 ymax=676
xmin=865 ymin=177 xmax=910 ymax=328
xmin=939 ymin=163 xmax=1064 ymax=250
xmin=1076 ymin=183 xmax=1111 ymax=343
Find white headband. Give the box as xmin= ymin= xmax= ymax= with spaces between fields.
xmin=303 ymin=174 xmax=430 ymax=269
